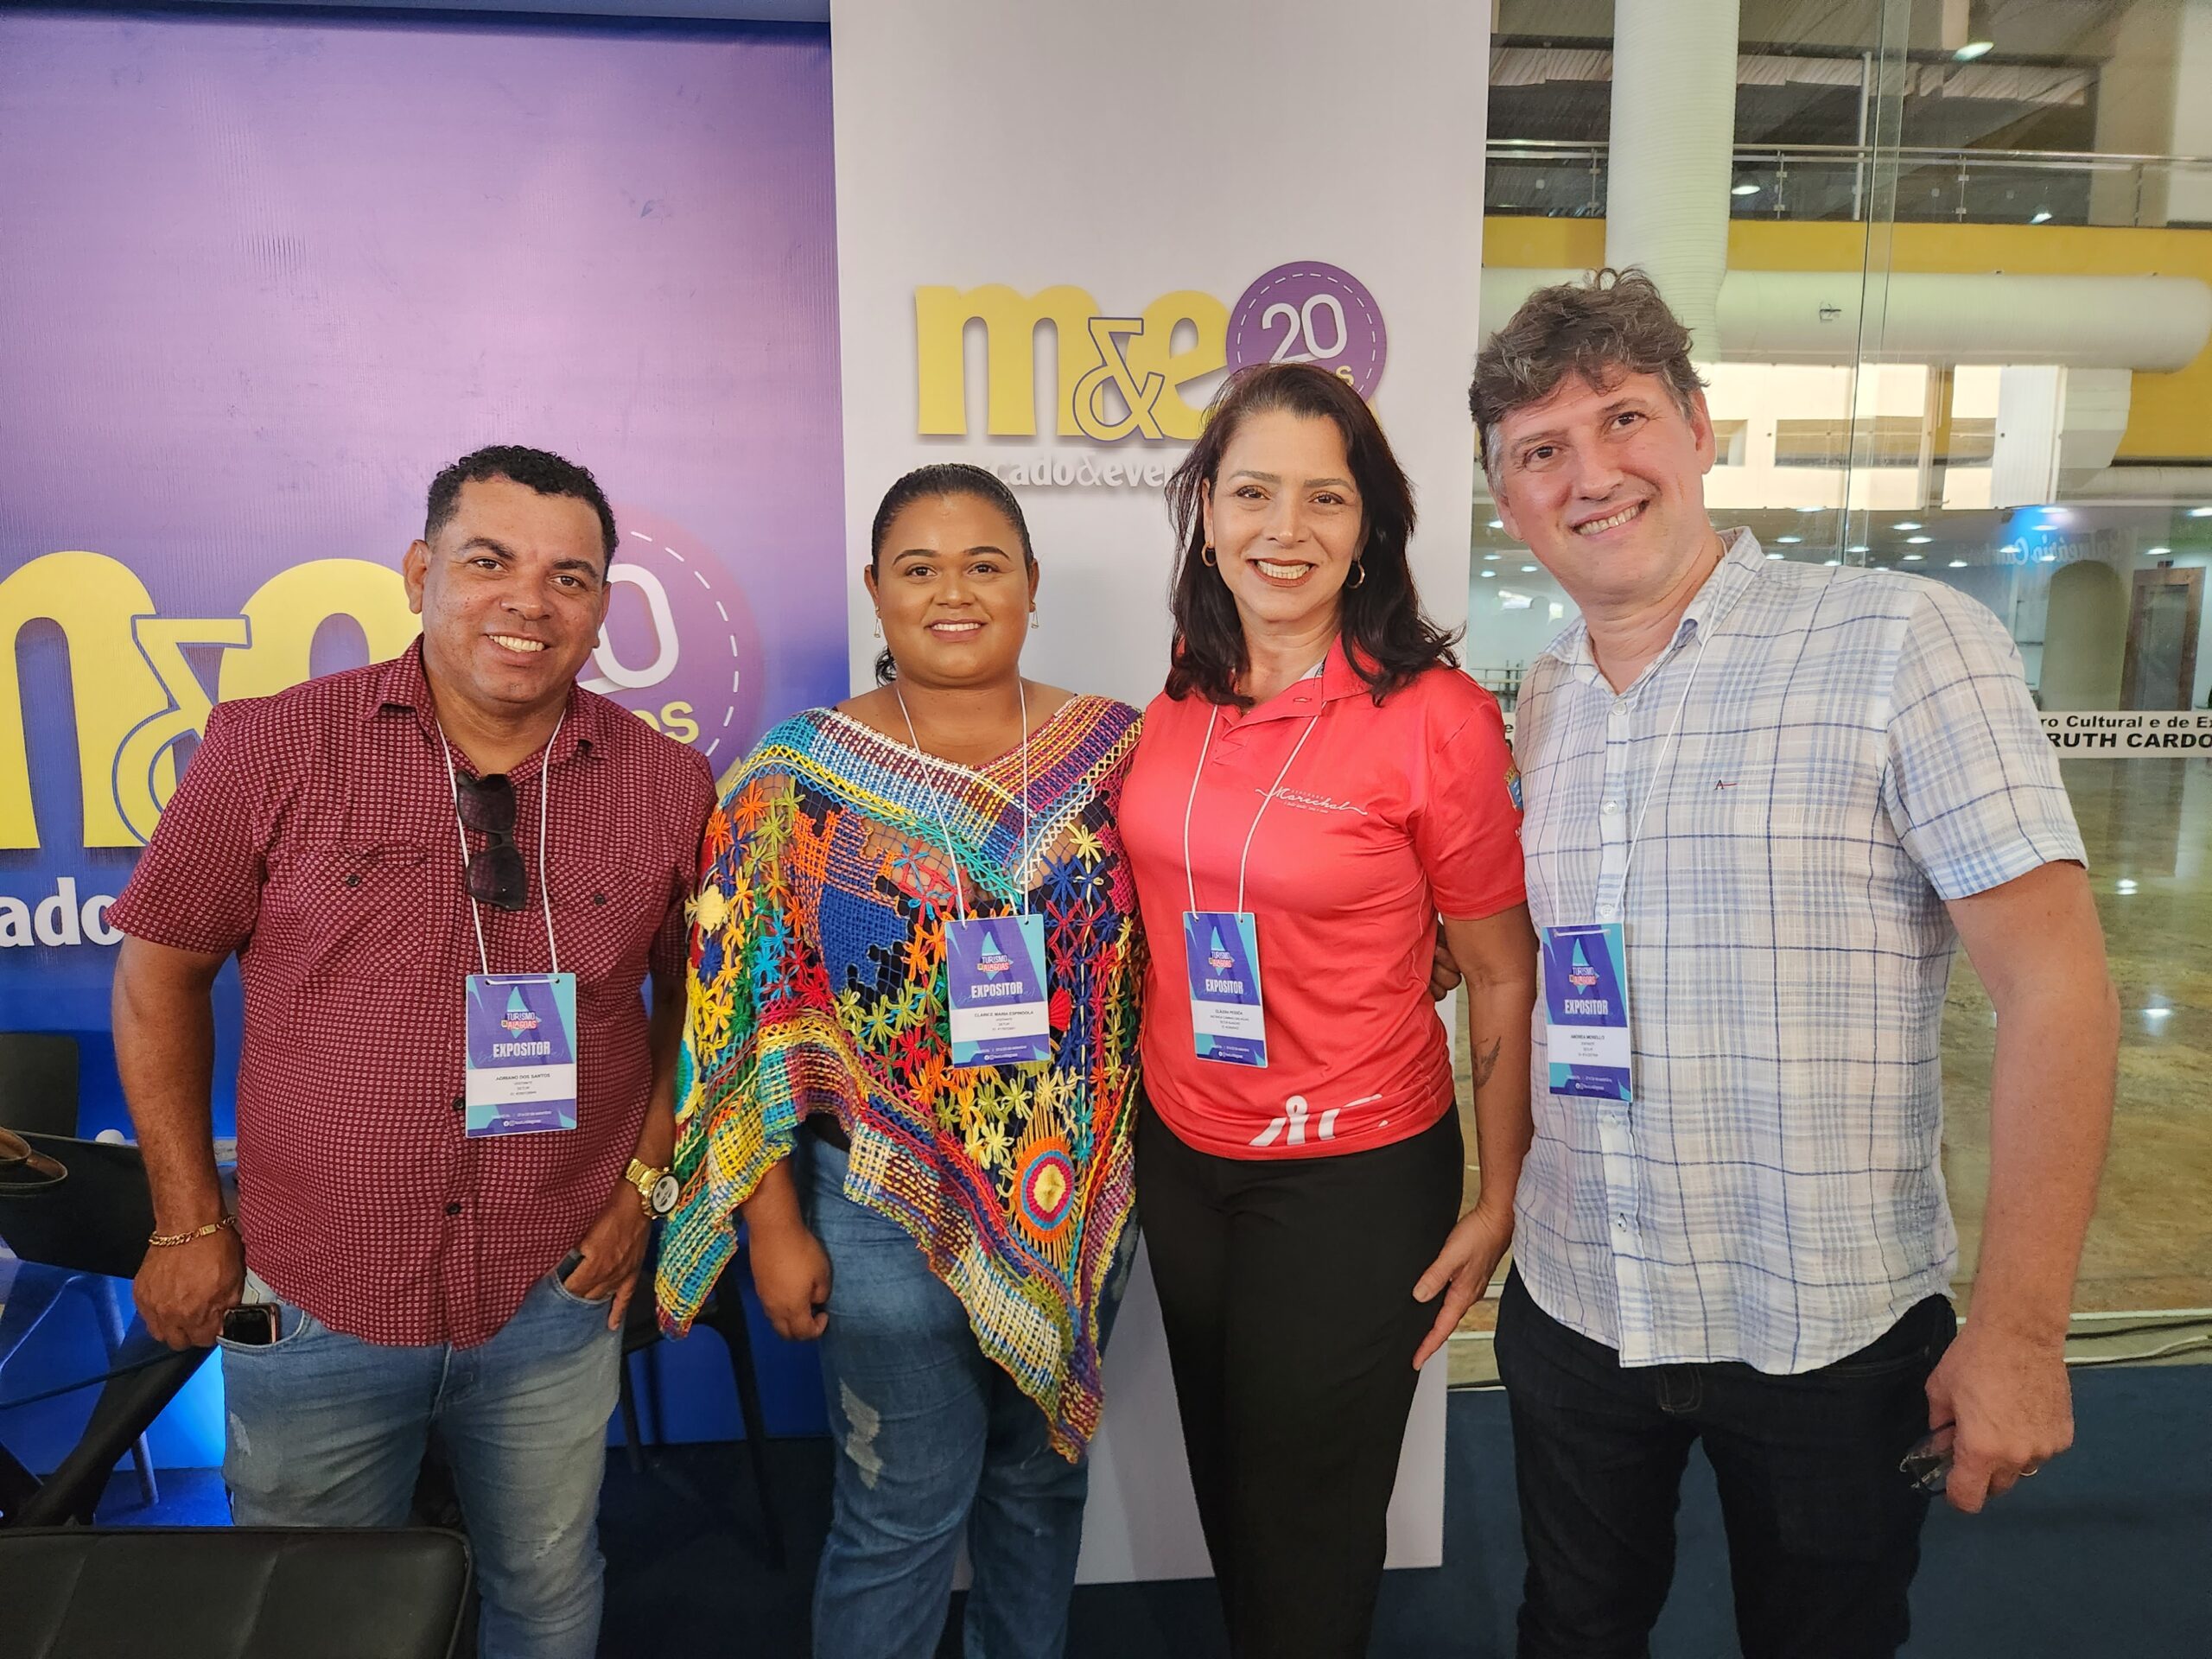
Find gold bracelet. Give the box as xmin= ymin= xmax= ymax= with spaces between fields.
xmin=147 ymin=1215 xmax=238 ymax=1249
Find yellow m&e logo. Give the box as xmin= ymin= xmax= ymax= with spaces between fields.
xmin=0 ymin=552 xmax=419 ymax=850
xmin=914 ymin=285 xmax=1228 ymax=443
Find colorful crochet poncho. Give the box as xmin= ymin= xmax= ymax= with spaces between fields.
xmin=657 ymin=697 xmax=1144 ymax=1457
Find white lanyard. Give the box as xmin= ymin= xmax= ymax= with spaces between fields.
xmin=1179 ymin=686 xmax=1324 ymax=918
xmin=440 ymin=709 xmax=562 ymax=977
xmin=1597 ymin=632 xmax=1707 ymax=923
xmin=893 ymin=680 xmax=1033 ymax=925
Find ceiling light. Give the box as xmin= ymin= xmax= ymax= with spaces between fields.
xmin=1766 ymin=552 xmax=1786 ymax=561
xmin=2190 ymin=506 xmax=2212 ymax=518
xmin=2030 ymin=210 xmax=2053 ymax=225
xmin=1487 ymin=519 xmax=1503 ymax=529
xmin=1954 ymin=40 xmax=1994 ymax=61
xmin=1522 ymin=564 xmax=1538 ymax=572
xmin=1893 ymin=520 xmax=1922 ymax=531
xmin=1796 ymin=505 xmax=1823 ymax=514
xmin=1903 ymin=553 xmax=1924 ymax=561
xmin=1484 ymin=552 xmax=1501 ymax=560
xmin=2115 ymin=879 xmax=2138 ymax=894
xmin=1731 ymin=182 xmax=1761 ymax=197
xmin=1823 ymin=558 xmax=1843 ymax=566
xmin=2039 ymin=552 xmax=2057 ymax=562
xmin=1905 ymin=534 xmax=1932 ymax=544
xmin=1847 ymin=543 xmax=1869 ymax=554
xmin=1480 ymin=569 xmax=1496 ymax=578
xmin=1948 ymin=559 xmax=1969 ymax=568
xmin=1777 ymin=535 xmax=1802 ymax=543
xmin=2148 ymin=545 xmax=2171 ymax=556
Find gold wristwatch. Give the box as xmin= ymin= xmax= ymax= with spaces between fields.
xmin=625 ymin=1159 xmax=679 ymax=1219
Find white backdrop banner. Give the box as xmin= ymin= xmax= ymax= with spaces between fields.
xmin=830 ymin=0 xmax=1491 ymax=1581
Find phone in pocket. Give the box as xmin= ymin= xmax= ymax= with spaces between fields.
xmin=221 ymin=1303 xmax=280 ymax=1346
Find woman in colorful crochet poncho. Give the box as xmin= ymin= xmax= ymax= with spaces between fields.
xmin=658 ymin=464 xmax=1142 ymax=1658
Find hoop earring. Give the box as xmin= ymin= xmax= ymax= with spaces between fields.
xmin=1346 ymin=561 xmax=1367 ymax=589
xmin=1200 ymin=543 xmax=1217 ymax=568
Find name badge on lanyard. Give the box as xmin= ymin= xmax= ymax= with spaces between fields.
xmin=465 ymin=972 xmax=581 ymax=1135
xmin=946 ymin=912 xmax=1051 ymax=1068
xmin=1184 ymin=910 xmax=1268 ymax=1067
xmin=893 ymin=682 xmax=1049 ymax=1072
xmin=1178 ymin=690 xmax=1325 ymax=1070
xmin=1541 ymin=922 xmax=1631 ymax=1104
xmin=443 ymin=714 xmax=577 ymax=1137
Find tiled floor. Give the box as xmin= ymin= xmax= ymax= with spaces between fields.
xmin=1447 ymin=755 xmax=2212 ymax=1382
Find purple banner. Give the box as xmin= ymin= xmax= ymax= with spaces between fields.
xmin=0 ymin=11 xmax=847 ymax=1025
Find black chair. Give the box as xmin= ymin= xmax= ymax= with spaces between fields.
xmin=0 ymin=1526 xmax=472 ymax=1657
xmin=616 ymin=1238 xmax=787 ymax=1568
xmin=0 ymin=1130 xmax=212 ymax=1526
xmin=0 ymin=1033 xmax=162 ymax=1510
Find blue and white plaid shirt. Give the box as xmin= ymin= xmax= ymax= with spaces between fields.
xmin=1512 ymin=529 xmax=2084 ymax=1372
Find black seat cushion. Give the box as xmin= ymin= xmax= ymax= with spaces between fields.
xmin=2 ymin=1527 xmax=471 ymax=1658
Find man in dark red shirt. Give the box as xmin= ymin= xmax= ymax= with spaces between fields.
xmin=110 ymin=446 xmax=715 ymax=1659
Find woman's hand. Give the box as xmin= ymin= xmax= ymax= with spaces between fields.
xmin=741 ymin=1159 xmax=831 ymax=1340
xmin=750 ymin=1213 xmax=832 ymax=1341
xmin=1410 ymin=1204 xmax=1513 ymax=1368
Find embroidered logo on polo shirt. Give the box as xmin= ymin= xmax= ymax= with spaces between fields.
xmin=1265 ymin=787 xmax=1369 ymax=817
xmin=1505 ymin=765 xmax=1523 ymax=812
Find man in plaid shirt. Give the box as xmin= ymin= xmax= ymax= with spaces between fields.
xmin=111 ymin=446 xmax=713 ymax=1659
xmin=1461 ymin=271 xmax=2117 ymax=1658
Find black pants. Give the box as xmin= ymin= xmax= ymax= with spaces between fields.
xmin=1494 ymin=1268 xmax=1955 ymax=1659
xmin=1136 ymin=1101 xmax=1464 ymax=1659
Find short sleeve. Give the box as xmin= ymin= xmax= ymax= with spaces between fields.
xmin=1883 ymin=588 xmax=2085 ymax=901
xmin=106 ymin=699 xmax=272 ymax=957
xmin=650 ymin=748 xmax=717 ymax=988
xmin=1411 ymin=680 xmax=1528 ymax=919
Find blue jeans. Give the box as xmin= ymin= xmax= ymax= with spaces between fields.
xmin=806 ymin=1137 xmax=1107 ymax=1659
xmin=219 ymin=1264 xmax=621 ymax=1659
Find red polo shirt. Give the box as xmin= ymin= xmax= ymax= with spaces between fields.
xmin=1122 ymin=645 xmax=1523 ymax=1159
xmin=109 ymin=641 xmax=715 ymax=1347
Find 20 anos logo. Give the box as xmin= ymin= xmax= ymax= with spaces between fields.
xmin=914 ymin=261 xmax=1387 ymax=443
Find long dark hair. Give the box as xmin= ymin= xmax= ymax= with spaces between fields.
xmin=1165 ymin=363 xmax=1458 ymax=708
xmin=868 ymin=463 xmax=1035 ymax=684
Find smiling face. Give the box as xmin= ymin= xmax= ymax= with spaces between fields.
xmin=865 ymin=493 xmax=1037 ymax=691
xmin=1489 ymin=369 xmax=1719 ymax=613
xmin=403 ymin=474 xmax=611 ymax=726
xmin=1201 ymin=409 xmax=1365 ymax=641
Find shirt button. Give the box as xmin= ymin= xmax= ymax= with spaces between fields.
xmin=343 ymin=874 xmax=361 ymax=888
xmin=444 ymin=1201 xmax=463 ymax=1217
xmin=1612 ymin=700 xmax=1630 ymax=717
xmin=1602 ymin=800 xmax=1622 ymax=817
xmin=450 ymin=1096 xmax=466 ymax=1114
xmin=592 ymin=892 xmax=607 ymax=906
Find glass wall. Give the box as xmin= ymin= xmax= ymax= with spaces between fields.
xmin=1459 ymin=0 xmax=2212 ymax=1374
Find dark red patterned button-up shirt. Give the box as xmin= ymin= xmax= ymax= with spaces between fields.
xmin=110 ymin=641 xmax=715 ymax=1347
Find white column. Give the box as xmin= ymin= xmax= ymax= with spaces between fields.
xmin=1605 ymin=0 xmax=1741 ymax=360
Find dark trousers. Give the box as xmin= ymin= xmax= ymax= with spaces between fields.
xmin=1494 ymin=1268 xmax=1955 ymax=1659
xmin=1136 ymin=1101 xmax=1464 ymax=1659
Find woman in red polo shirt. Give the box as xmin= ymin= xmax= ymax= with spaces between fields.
xmin=1122 ymin=362 xmax=1538 ymax=1658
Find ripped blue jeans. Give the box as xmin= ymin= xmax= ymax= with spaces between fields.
xmin=806 ymin=1136 xmax=1118 ymax=1659
xmin=218 ymin=1264 xmax=620 ymax=1659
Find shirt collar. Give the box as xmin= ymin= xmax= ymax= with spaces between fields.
xmin=372 ymin=637 xmax=609 ymax=772
xmin=1535 ymin=525 xmax=1766 ymax=675
xmin=1236 ymin=635 xmax=1370 ymax=725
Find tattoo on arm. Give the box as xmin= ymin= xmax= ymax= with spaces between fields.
xmin=1471 ymin=1038 xmax=1503 ymax=1090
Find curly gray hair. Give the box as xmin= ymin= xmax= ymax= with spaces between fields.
xmin=1469 ymin=268 xmax=1707 ymax=480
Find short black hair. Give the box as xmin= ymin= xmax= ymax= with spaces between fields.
xmin=423 ymin=445 xmax=619 ymax=567
xmin=867 ymin=463 xmax=1035 ymax=685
